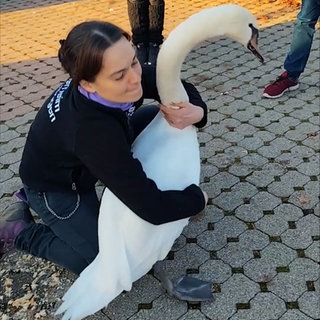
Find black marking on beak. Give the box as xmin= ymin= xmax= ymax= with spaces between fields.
xmin=247 ymin=24 xmax=264 ymax=63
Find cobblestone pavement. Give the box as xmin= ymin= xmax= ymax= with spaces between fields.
xmin=0 ymin=0 xmax=319 ymax=319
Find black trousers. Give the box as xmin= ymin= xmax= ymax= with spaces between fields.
xmin=127 ymin=0 xmax=165 ymax=45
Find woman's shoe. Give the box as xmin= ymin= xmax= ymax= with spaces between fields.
xmin=0 ymin=202 xmax=34 ymax=257
xmin=147 ymin=42 xmax=160 ymax=65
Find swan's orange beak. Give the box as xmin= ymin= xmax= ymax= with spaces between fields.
xmin=248 ymin=25 xmax=264 ymax=63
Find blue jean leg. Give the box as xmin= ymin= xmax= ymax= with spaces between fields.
xmin=284 ymin=0 xmax=320 ymax=80
xmin=15 ymin=186 xmax=100 ymax=274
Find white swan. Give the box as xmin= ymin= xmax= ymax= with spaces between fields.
xmin=56 ymin=4 xmax=263 ymax=320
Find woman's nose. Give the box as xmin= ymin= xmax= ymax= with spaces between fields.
xmin=129 ymin=66 xmax=141 ymax=84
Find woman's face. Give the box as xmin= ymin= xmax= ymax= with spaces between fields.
xmin=81 ymin=36 xmax=143 ymax=103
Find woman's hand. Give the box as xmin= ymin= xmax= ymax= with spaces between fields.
xmin=189 ymin=190 xmax=208 ymax=222
xmin=159 ymin=101 xmax=204 ymax=129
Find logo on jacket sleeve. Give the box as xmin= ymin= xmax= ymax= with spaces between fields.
xmin=47 ymin=79 xmax=72 ymax=122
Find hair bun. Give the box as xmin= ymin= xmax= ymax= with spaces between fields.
xmin=58 ymin=39 xmax=66 ymax=62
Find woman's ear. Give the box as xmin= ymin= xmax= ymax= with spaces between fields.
xmin=79 ymin=80 xmax=96 ymax=93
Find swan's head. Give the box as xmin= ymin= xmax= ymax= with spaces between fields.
xmin=222 ymin=5 xmax=264 ymax=63
xmin=247 ymin=24 xmax=264 ymax=63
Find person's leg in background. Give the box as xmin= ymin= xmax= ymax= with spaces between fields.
xmin=127 ymin=0 xmax=150 ymax=64
xmin=148 ymin=0 xmax=165 ymax=65
xmin=263 ymin=0 xmax=320 ymax=98
xmin=283 ymin=0 xmax=320 ymax=81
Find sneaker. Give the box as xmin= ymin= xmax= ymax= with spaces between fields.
xmin=263 ymin=71 xmax=299 ymax=99
xmin=0 ymin=202 xmax=34 ymax=257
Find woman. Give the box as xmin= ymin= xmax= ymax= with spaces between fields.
xmin=0 ymin=21 xmax=207 ymax=275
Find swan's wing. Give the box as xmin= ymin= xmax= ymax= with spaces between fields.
xmin=56 ymin=112 xmax=200 ymax=319
xmin=132 ymin=112 xmax=200 ymax=189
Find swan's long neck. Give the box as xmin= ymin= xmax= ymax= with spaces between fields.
xmin=156 ymin=5 xmax=253 ymax=105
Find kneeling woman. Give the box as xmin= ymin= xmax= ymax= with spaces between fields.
xmin=0 ymin=21 xmax=207 ymax=274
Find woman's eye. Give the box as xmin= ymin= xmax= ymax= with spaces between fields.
xmin=115 ymin=73 xmax=125 ymax=81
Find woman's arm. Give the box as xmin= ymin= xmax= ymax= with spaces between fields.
xmin=140 ymin=65 xmax=207 ymax=129
xmin=76 ymin=115 xmax=206 ymax=225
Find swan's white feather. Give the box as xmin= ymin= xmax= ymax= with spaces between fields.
xmin=56 ymin=4 xmax=259 ymax=319
xmin=157 ymin=4 xmax=258 ymax=105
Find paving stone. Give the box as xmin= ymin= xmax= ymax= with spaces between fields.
xmin=183 ymin=205 xmax=224 ymax=238
xmin=0 ymin=168 xmax=14 ymax=183
xmin=214 ymin=182 xmax=258 ymax=211
xmin=273 ymin=203 xmax=304 ymax=220
xmin=285 ymin=123 xmax=320 ymax=141
xmin=237 ymin=136 xmax=264 ymax=150
xmin=173 ymin=243 xmax=209 ymax=271
xmin=243 ymin=242 xmax=296 ymax=282
xmin=202 ymin=274 xmax=259 ymax=320
xmin=200 ymin=164 xmax=219 ymax=181
xmin=281 ymin=214 xmax=320 ymax=249
xmin=246 ymin=169 xmax=276 ymax=187
xmin=217 ymin=229 xmax=269 ymax=267
xmin=0 ymin=137 xmax=26 ymax=154
xmin=241 ymin=153 xmax=269 ymax=169
xmin=128 ymin=294 xmax=187 ymax=320
xmin=254 ymin=130 xmax=276 ymax=142
xmin=266 ymin=118 xmax=300 ymax=134
xmin=298 ymin=289 xmax=320 ymax=320
xmin=178 ymin=310 xmax=209 ymax=320
xmin=250 ymin=191 xmax=282 ymax=210
xmin=0 ymin=129 xmax=20 ymax=143
xmin=289 ymin=181 xmax=320 ymax=210
xmin=235 ymin=204 xmax=264 ymax=222
xmin=275 ymin=152 xmax=304 ymax=168
xmin=104 ymin=275 xmax=163 ymax=320
xmin=304 ymin=241 xmax=320 ymax=262
xmin=200 ymin=259 xmax=232 ymax=283
xmin=279 ymin=310 xmax=314 ymax=320
xmin=268 ymin=170 xmax=310 ymax=197
xmin=0 ymin=149 xmax=23 ymax=165
xmin=230 ymin=292 xmax=286 ymax=320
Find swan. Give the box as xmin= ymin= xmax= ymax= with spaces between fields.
xmin=56 ymin=4 xmax=263 ymax=320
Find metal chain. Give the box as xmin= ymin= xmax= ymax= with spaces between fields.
xmin=43 ymin=192 xmax=80 ymax=220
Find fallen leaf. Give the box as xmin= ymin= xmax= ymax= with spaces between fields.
xmin=307 ymin=132 xmax=318 ymax=139
xmin=226 ymin=125 xmax=235 ymax=131
xmin=9 ymin=292 xmax=36 ymax=310
xmin=4 ymin=278 xmax=12 ymax=296
xmin=297 ymin=194 xmax=310 ymax=204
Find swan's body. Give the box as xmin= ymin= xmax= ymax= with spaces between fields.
xmin=56 ymin=5 xmax=262 ymax=320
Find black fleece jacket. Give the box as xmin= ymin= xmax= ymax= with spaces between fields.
xmin=19 ymin=71 xmax=207 ymax=225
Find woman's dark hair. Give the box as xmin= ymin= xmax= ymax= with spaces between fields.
xmin=58 ymin=21 xmax=130 ymax=85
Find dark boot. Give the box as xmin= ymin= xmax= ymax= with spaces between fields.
xmin=147 ymin=42 xmax=160 ymax=65
xmin=127 ymin=0 xmax=149 ymax=64
xmin=135 ymin=43 xmax=148 ymax=65
xmin=148 ymin=1 xmax=164 ymax=65
xmin=0 ymin=202 xmax=34 ymax=257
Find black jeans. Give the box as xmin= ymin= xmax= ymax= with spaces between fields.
xmin=15 ymin=185 xmax=100 ymax=274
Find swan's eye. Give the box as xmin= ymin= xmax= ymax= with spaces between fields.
xmin=249 ymin=23 xmax=259 ymax=40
